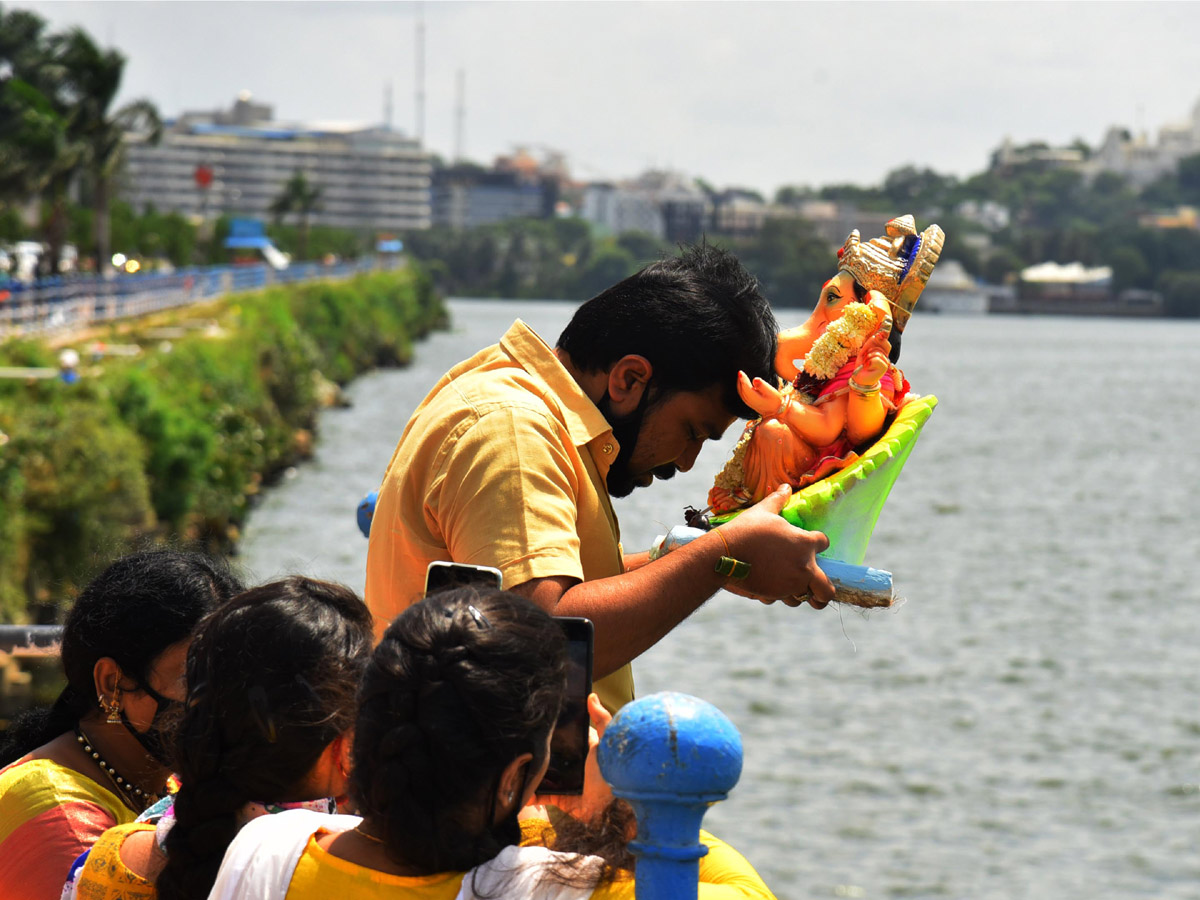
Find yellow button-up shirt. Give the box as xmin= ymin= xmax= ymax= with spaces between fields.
xmin=365 ymin=320 xmax=634 ymax=711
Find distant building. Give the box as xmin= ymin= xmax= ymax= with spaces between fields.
xmin=581 ymin=170 xmax=708 ymax=241
xmin=990 ymin=260 xmax=1161 ymax=316
xmin=920 ymin=260 xmax=987 ymax=315
xmin=432 ymin=147 xmax=570 ymax=229
xmin=991 ymin=138 xmax=1087 ymax=173
xmin=433 ymin=170 xmax=547 ymax=229
xmin=955 ymin=199 xmax=1011 ymax=232
xmin=581 ymin=183 xmax=665 ymax=237
xmin=1019 ymin=261 xmax=1113 ymax=302
xmin=1085 ymin=97 xmax=1200 ymax=187
xmin=120 ymin=93 xmax=432 ymax=231
xmin=710 ymin=190 xmax=769 ymax=237
xmin=1138 ymin=206 xmax=1199 ymax=230
xmin=788 ymin=200 xmax=891 ymax=247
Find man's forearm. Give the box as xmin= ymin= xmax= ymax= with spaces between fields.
xmin=622 ymin=549 xmax=652 ymax=572
xmin=523 ymin=530 xmax=732 ymax=678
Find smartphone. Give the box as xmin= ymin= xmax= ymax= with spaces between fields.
xmin=424 ymin=560 xmax=503 ymax=595
xmin=537 ymin=616 xmax=594 ymax=796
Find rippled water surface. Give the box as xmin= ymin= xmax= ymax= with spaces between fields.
xmin=240 ymin=299 xmax=1200 ymax=900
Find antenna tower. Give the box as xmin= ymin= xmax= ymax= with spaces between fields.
xmin=454 ymin=69 xmax=466 ymax=162
xmin=415 ymin=3 xmax=426 ymax=143
xmin=384 ymin=81 xmax=393 ymax=130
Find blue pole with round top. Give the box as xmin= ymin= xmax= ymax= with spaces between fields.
xmin=598 ymin=691 xmax=743 ymax=900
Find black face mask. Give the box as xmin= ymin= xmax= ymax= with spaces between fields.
xmin=120 ymin=680 xmax=182 ymax=767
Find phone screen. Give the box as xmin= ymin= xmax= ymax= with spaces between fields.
xmin=424 ymin=561 xmax=503 ymax=595
xmin=537 ymin=617 xmax=593 ymax=796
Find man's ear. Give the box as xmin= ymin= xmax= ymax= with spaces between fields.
xmin=604 ymin=355 xmax=653 ymax=416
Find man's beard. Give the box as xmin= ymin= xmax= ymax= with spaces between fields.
xmin=598 ymin=392 xmax=677 ymax=498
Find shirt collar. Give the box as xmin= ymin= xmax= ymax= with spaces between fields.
xmin=499 ymin=320 xmax=616 ymax=451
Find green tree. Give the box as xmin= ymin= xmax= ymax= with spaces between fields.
xmin=51 ymin=27 xmax=161 ymax=273
xmin=1108 ymin=245 xmax=1150 ymax=292
xmin=270 ymin=170 xmax=323 ymax=261
xmin=615 ymin=230 xmax=666 ymax=265
xmin=1158 ymin=270 xmax=1200 ymax=318
xmin=882 ymin=165 xmax=958 ymax=210
xmin=574 ymin=244 xmax=636 ymax=298
xmin=1176 ymin=153 xmax=1200 ymax=205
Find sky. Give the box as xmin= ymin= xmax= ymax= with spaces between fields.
xmin=17 ymin=1 xmax=1200 ymax=196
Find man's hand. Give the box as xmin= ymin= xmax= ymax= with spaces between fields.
xmin=719 ymin=483 xmax=835 ymax=608
xmin=531 ymin=693 xmax=614 ymax=823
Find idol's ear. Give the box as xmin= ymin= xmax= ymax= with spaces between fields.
xmin=604 ymin=355 xmax=652 ymax=416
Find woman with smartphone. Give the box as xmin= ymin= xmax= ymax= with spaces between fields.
xmin=208 ymin=587 xmax=775 ymax=899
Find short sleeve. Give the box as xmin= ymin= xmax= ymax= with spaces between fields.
xmin=696 ymin=830 xmax=777 ymax=899
xmin=430 ymin=404 xmax=586 ymax=589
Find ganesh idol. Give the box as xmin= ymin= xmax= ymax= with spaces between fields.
xmin=709 ymin=215 xmax=944 ymax=514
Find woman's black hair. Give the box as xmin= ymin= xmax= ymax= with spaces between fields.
xmin=155 ymin=576 xmax=373 ymax=900
xmin=0 ymin=549 xmax=241 ymax=766
xmin=350 ymin=587 xmax=567 ymax=875
xmin=557 ymin=242 xmax=778 ymax=420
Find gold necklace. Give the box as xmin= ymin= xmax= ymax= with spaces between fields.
xmin=353 ymin=824 xmax=386 ymax=843
xmin=74 ymin=726 xmax=158 ymax=813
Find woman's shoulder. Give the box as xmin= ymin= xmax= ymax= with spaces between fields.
xmin=0 ymin=757 xmax=130 ymax=825
xmin=210 ymin=811 xmax=361 ymax=900
xmin=65 ymin=823 xmax=159 ymax=900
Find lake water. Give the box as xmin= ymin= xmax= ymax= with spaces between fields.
xmin=239 ymin=299 xmax=1200 ymax=900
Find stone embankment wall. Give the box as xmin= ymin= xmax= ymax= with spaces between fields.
xmin=0 ymin=268 xmax=445 ymax=623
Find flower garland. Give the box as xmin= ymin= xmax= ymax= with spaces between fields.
xmin=801 ymin=301 xmax=879 ymax=381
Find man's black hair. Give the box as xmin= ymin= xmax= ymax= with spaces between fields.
xmin=557 ymin=242 xmax=777 ymax=419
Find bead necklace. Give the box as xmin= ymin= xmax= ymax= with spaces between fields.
xmin=74 ymin=726 xmax=158 ymax=813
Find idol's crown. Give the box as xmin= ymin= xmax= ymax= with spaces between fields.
xmin=837 ymin=215 xmax=944 ymax=333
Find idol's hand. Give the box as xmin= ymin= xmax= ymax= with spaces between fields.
xmin=853 ymin=328 xmax=892 ymax=388
xmin=737 ymin=371 xmax=784 ymax=418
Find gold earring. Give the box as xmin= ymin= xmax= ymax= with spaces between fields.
xmin=103 ymin=690 xmax=121 ymax=725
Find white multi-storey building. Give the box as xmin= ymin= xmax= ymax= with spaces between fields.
xmin=121 ymin=94 xmax=432 ymax=231
xmin=1086 ymin=102 xmax=1200 ymax=188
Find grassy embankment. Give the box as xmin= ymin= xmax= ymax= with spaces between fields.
xmin=0 ymin=267 xmax=445 ymax=623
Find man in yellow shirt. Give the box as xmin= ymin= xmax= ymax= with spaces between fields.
xmin=365 ymin=244 xmax=834 ymax=711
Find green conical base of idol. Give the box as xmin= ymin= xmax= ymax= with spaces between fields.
xmin=711 ymin=394 xmax=938 ymax=565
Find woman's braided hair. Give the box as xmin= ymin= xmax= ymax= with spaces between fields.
xmin=155 ymin=576 xmax=373 ymax=900
xmin=350 ymin=587 xmax=567 ymax=874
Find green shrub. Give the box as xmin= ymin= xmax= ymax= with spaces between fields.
xmin=0 ymin=266 xmax=445 ymax=621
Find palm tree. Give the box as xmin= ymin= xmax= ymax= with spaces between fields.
xmin=0 ymin=13 xmax=160 ymax=275
xmin=0 ymin=7 xmax=80 ymax=274
xmin=51 ymin=28 xmax=160 ymax=273
xmin=270 ymin=170 xmax=322 ymax=261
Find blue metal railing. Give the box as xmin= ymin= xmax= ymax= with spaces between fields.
xmin=600 ymin=692 xmax=744 ymax=900
xmin=0 ymin=625 xmax=62 ymax=654
xmin=0 ymin=256 xmax=403 ymax=339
